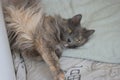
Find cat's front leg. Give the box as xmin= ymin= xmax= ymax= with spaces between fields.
xmin=55 ymin=45 xmax=63 ymax=59
xmin=36 ymin=45 xmax=65 ymax=80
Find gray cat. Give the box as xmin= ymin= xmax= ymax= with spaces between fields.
xmin=3 ymin=0 xmax=95 ymax=80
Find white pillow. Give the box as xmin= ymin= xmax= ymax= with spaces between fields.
xmin=42 ymin=0 xmax=120 ymax=63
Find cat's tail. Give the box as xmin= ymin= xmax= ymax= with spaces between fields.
xmin=3 ymin=0 xmax=44 ymax=50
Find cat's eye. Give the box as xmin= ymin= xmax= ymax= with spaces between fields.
xmin=79 ymin=36 xmax=82 ymax=40
xmin=75 ymin=38 xmax=79 ymax=42
xmin=67 ymin=28 xmax=72 ymax=34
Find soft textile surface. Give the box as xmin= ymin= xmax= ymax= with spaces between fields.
xmin=42 ymin=0 xmax=120 ymax=63
xmin=13 ymin=52 xmax=120 ymax=80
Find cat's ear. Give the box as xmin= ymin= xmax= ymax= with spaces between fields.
xmin=70 ymin=14 xmax=82 ymax=26
xmin=84 ymin=30 xmax=95 ymax=37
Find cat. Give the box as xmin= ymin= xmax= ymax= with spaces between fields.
xmin=3 ymin=0 xmax=95 ymax=80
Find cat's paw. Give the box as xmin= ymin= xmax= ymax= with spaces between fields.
xmin=54 ymin=71 xmax=65 ymax=80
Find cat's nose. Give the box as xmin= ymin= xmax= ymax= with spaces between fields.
xmin=67 ymin=38 xmax=71 ymax=42
xmin=67 ymin=38 xmax=72 ymax=43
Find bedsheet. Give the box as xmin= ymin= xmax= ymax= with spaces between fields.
xmin=13 ymin=51 xmax=120 ymax=80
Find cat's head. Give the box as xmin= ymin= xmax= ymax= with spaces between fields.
xmin=59 ymin=14 xmax=95 ymax=48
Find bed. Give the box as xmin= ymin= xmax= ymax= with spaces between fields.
xmin=1 ymin=0 xmax=120 ymax=80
